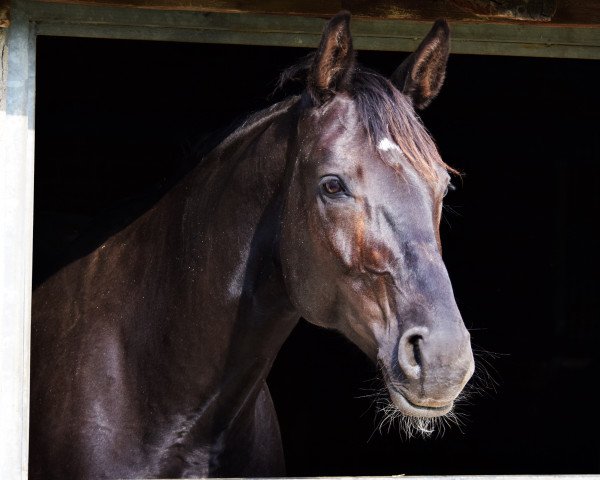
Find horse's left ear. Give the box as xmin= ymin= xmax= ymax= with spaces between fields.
xmin=391 ymin=19 xmax=450 ymax=110
xmin=307 ymin=11 xmax=355 ymax=104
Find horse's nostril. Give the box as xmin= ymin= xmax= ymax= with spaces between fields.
xmin=408 ymin=334 xmax=423 ymax=368
xmin=398 ymin=326 xmax=429 ymax=380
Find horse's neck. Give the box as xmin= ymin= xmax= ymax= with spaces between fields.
xmin=124 ymin=97 xmax=300 ymax=418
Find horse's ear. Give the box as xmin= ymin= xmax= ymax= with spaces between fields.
xmin=391 ymin=19 xmax=450 ymax=110
xmin=307 ymin=11 xmax=355 ymax=104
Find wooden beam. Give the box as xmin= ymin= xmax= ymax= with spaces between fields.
xmin=22 ymin=1 xmax=600 ymax=59
xmin=32 ymin=0 xmax=600 ymax=26
xmin=449 ymin=0 xmax=557 ymax=22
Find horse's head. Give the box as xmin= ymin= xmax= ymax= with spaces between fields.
xmin=279 ymin=12 xmax=474 ymax=433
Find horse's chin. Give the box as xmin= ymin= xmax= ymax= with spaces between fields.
xmin=386 ymin=384 xmax=454 ymax=418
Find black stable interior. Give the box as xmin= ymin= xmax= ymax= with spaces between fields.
xmin=34 ymin=36 xmax=600 ymax=475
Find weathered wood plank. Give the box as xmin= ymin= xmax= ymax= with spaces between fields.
xmin=32 ymin=0 xmax=600 ymax=26
xmin=25 ymin=1 xmax=600 ymax=59
xmin=35 ymin=0 xmax=341 ymax=16
xmin=35 ymin=20 xmax=600 ymax=60
xmin=449 ymin=0 xmax=557 ymax=21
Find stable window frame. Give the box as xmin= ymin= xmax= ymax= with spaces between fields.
xmin=1 ymin=1 xmax=599 ymax=478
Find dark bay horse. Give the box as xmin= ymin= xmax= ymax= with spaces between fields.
xmin=31 ymin=12 xmax=474 ymax=479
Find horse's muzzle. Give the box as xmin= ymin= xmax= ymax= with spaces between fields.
xmin=385 ymin=324 xmax=475 ymax=417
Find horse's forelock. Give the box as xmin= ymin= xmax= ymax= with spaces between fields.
xmin=353 ymin=70 xmax=457 ymax=186
xmin=278 ymin=60 xmax=456 ymax=186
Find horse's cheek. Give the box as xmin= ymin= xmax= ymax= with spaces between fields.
xmin=279 ymin=209 xmax=325 ymax=320
xmin=311 ymin=206 xmax=361 ymax=271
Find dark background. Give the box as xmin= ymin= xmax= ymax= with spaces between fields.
xmin=34 ymin=36 xmax=600 ymax=475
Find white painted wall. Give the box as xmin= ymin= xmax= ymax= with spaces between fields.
xmin=0 ymin=7 xmax=36 ymax=480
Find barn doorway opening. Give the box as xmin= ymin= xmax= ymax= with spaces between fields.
xmin=34 ymin=36 xmax=600 ymax=475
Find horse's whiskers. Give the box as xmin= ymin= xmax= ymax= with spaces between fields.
xmin=361 ymin=368 xmax=475 ymax=441
xmin=467 ymin=357 xmax=500 ymax=396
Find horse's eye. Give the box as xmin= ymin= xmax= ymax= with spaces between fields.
xmin=321 ymin=177 xmax=345 ymax=196
xmin=324 ymin=179 xmax=342 ymax=194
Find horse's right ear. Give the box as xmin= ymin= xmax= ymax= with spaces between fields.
xmin=307 ymin=11 xmax=355 ymax=105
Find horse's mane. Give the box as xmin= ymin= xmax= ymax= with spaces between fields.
xmin=189 ymin=96 xmax=300 ymax=163
xmin=279 ymin=54 xmax=456 ymax=184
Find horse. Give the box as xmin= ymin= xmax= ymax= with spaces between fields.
xmin=30 ymin=11 xmax=474 ymax=479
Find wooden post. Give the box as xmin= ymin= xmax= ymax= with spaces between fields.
xmin=0 ymin=3 xmax=36 ymax=478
